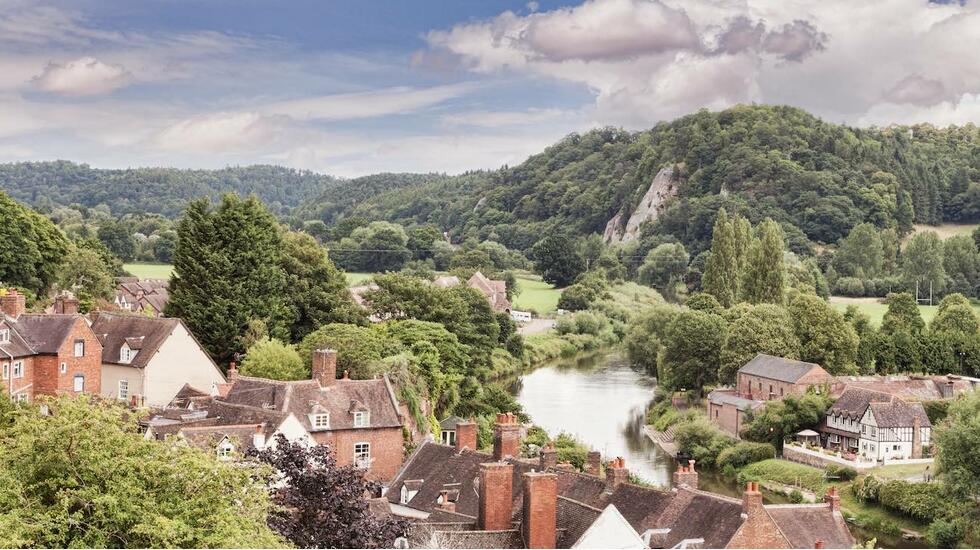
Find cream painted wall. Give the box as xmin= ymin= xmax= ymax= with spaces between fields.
xmin=100 ymin=363 xmax=144 ymax=402
xmin=142 ymin=323 xmax=225 ymax=406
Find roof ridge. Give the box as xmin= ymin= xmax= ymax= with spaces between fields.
xmin=556 ymin=495 xmax=604 ymax=512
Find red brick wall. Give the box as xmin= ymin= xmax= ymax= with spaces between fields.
xmin=314 ymin=426 xmax=404 ymax=481
xmin=522 ymin=472 xmax=557 ymax=549
xmin=738 ymin=370 xmax=829 ymax=402
xmin=709 ymin=401 xmax=744 ymax=437
xmin=479 ymin=462 xmax=514 ymax=531
xmin=726 ymin=483 xmax=791 ymax=549
xmin=53 ymin=318 xmax=102 ymax=396
xmin=3 ymin=356 xmax=36 ymax=400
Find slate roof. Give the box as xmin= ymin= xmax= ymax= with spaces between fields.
xmin=440 ymin=416 xmax=468 ymax=430
xmin=708 ymin=389 xmax=764 ymax=411
xmin=1 ymin=314 xmax=83 ymax=356
xmin=766 ymin=505 xmax=855 ymax=549
xmin=429 ymin=529 xmax=523 ymax=549
xmin=555 ymin=497 xmax=602 ymax=548
xmin=831 ymin=375 xmax=976 ymax=401
xmin=828 ymin=387 xmax=894 ymax=419
xmin=738 ymin=354 xmax=828 ymax=384
xmin=179 ymin=423 xmax=273 ymax=455
xmin=467 ymin=272 xmax=511 ymax=312
xmin=868 ymin=399 xmax=931 ymax=428
xmin=89 ymin=312 xmax=182 ymax=368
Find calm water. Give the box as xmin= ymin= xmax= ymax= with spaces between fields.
xmin=509 ymin=350 xmax=676 ymax=486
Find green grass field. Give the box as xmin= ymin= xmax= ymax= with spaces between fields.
xmin=512 ymin=273 xmax=562 ymax=316
xmin=344 ymin=272 xmax=375 ymax=286
xmin=123 ymin=263 xmax=174 ymax=279
xmin=907 ymin=222 xmax=977 ymax=242
xmin=829 ymin=296 xmax=980 ymax=327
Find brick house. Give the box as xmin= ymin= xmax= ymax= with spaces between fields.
xmin=385 ymin=415 xmax=854 ymax=548
xmin=820 ymin=387 xmax=931 ymax=461
xmin=1 ymin=289 xmax=102 ymax=402
xmin=467 ymin=271 xmax=512 ymax=313
xmin=737 ymin=354 xmax=833 ymax=401
xmin=146 ymin=349 xmax=406 ymax=480
xmin=113 ymin=278 xmax=170 ymax=316
xmin=707 ymin=389 xmax=764 ymax=439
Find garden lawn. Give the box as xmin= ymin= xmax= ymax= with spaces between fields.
xmin=344 ymin=272 xmax=375 ymax=286
xmin=739 ymin=459 xmax=828 ymax=493
xmin=123 ymin=263 xmax=173 ymax=279
xmin=512 ymin=273 xmax=561 ymax=316
xmin=829 ymin=297 xmax=980 ymax=327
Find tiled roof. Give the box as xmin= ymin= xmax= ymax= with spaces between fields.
xmin=738 ymin=354 xmax=827 ymax=384
xmin=868 ymin=399 xmax=931 ymax=428
xmin=708 ymin=389 xmax=764 ymax=411
xmin=766 ymin=505 xmax=855 ymax=549
xmin=440 ymin=416 xmax=468 ymax=430
xmin=4 ymin=314 xmax=83 ymax=356
xmin=89 ymin=312 xmax=181 ymax=368
xmin=179 ymin=423 xmax=273 ymax=455
xmin=555 ymin=497 xmax=601 ymax=547
xmin=829 ymin=387 xmax=894 ymax=419
xmin=429 ymin=529 xmax=523 ymax=549
xmin=657 ymin=488 xmax=744 ymax=549
xmin=467 ymin=272 xmax=512 ymax=312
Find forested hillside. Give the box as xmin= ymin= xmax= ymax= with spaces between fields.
xmin=298 ymin=105 xmax=980 ymax=257
xmin=0 ymin=161 xmax=337 ymax=217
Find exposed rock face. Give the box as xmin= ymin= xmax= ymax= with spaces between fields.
xmin=604 ymin=166 xmax=678 ymax=243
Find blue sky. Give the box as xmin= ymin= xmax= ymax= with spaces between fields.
xmin=1 ymin=0 xmax=979 ymax=176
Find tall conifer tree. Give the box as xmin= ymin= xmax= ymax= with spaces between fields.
xmin=740 ymin=219 xmax=786 ymax=304
xmin=702 ymin=208 xmax=738 ymax=307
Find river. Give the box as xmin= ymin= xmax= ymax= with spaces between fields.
xmin=508 ymin=349 xmax=677 ymax=485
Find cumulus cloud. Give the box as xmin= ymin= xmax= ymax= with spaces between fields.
xmin=33 ymin=56 xmax=132 ymax=96
xmin=884 ymin=74 xmax=948 ymax=106
xmin=153 ymin=111 xmax=289 ymax=153
xmin=760 ymin=20 xmax=827 ymax=62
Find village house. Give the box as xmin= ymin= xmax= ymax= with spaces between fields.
xmin=1 ymin=289 xmax=103 ymax=402
xmin=819 ymin=387 xmax=931 ymax=461
xmin=706 ymin=389 xmax=764 ymax=439
xmin=383 ymin=414 xmax=854 ymax=549
xmin=146 ymin=349 xmax=406 ymax=479
xmin=467 ymin=271 xmax=512 ymax=313
xmin=90 ymin=311 xmax=225 ymax=407
xmin=113 ymin=277 xmax=170 ymax=316
xmin=737 ymin=354 xmax=833 ymax=401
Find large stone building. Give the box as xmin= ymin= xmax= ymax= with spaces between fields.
xmin=737 ymin=354 xmax=833 ymax=401
xmin=384 ymin=414 xmax=854 ymax=548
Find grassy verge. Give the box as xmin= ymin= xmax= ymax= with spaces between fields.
xmin=123 ymin=263 xmax=173 ymax=279
xmin=512 ymin=273 xmax=561 ymax=315
xmin=344 ymin=272 xmax=375 ymax=286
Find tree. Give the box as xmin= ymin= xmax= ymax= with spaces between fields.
xmin=658 ymin=309 xmax=727 ymax=393
xmin=720 ymin=304 xmax=801 ymax=383
xmin=253 ymin=435 xmax=408 ymax=549
xmin=788 ymin=293 xmax=859 ymax=374
xmin=930 ymin=301 xmax=980 ymax=337
xmin=55 ymin=241 xmax=115 ymax=308
xmin=280 ymin=230 xmax=364 ymax=341
xmin=96 ymin=219 xmax=137 ymax=261
xmin=625 ymin=304 xmax=681 ymax=375
xmin=834 ymin=223 xmax=884 ymax=278
xmin=166 ymin=195 xmax=290 ymax=365
xmin=934 ymin=392 xmax=980 ymax=502
xmin=685 ymin=292 xmax=724 ymax=316
xmin=901 ymin=231 xmax=946 ymax=297
xmin=407 ymin=224 xmax=442 ymax=261
xmin=741 ymin=393 xmax=832 ymax=449
xmin=241 ymin=337 xmax=307 ymax=380
xmin=0 ymin=396 xmax=283 ymax=548
xmin=740 ymin=219 xmax=786 ymax=304
xmin=702 ymin=209 xmax=739 ymax=307
xmin=557 ymin=283 xmax=597 ymax=311
xmin=942 ymin=236 xmax=980 ymax=297
xmin=530 ymin=232 xmax=586 ymax=287
xmin=333 ymin=221 xmax=412 ymax=273
xmin=297 ymin=324 xmax=390 ymax=380
xmin=881 ymin=292 xmax=926 ymax=335
xmin=0 ymin=191 xmax=69 ymax=295
xmin=638 ymin=243 xmax=689 ymax=290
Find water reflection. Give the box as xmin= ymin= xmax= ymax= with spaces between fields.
xmin=510 ymin=350 xmax=676 ymax=486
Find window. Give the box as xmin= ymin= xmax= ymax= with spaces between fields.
xmin=441 ymin=430 xmax=456 ymax=446
xmin=0 ymin=329 xmax=9 ymax=343
xmin=118 ymin=380 xmax=129 ymax=400
xmin=312 ymin=413 xmax=330 ymax=429
xmin=73 ymin=340 xmax=85 ymax=357
xmin=12 ymin=362 xmax=23 ymax=379
xmin=353 ymin=411 xmax=369 ymax=428
xmin=60 ymin=362 xmax=67 ymax=374
xmin=2 ymin=363 xmax=7 ymax=380
xmin=758 ymin=381 xmax=762 ymax=390
xmin=73 ymin=375 xmax=84 ymax=392
xmin=354 ymin=443 xmax=371 ymax=468
xmin=217 ymin=440 xmax=234 ymax=460
xmin=15 ymin=393 xmax=28 ymax=403
xmin=779 ymin=387 xmax=784 ymax=396
xmin=120 ymin=345 xmax=132 ymax=363
xmin=715 ymin=409 xmax=719 ymax=418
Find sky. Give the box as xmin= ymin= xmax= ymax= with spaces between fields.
xmin=2 ymin=0 xmax=980 ymax=177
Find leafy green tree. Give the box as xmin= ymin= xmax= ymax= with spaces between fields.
xmin=880 ymin=228 xmax=899 ymax=275
xmin=297 ymin=324 xmax=391 ymax=380
xmin=685 ymin=292 xmax=724 ymax=316
xmin=788 ymin=293 xmax=859 ymax=374
xmin=407 ymin=224 xmax=442 ymax=261
xmin=658 ymin=309 xmax=727 ymax=393
xmin=720 ymin=304 xmax=801 ymax=383
xmin=55 ymin=241 xmax=115 ymax=308
xmin=931 ymin=301 xmax=980 ymax=337
xmin=702 ymin=209 xmax=739 ymax=307
xmin=843 ymin=305 xmax=877 ymax=373
xmin=942 ymin=235 xmax=980 ymax=297
xmin=625 ymin=304 xmax=681 ymax=375
xmin=96 ymin=219 xmax=137 ymax=261
xmin=740 ymin=219 xmax=786 ymax=304
xmin=530 ymin=232 xmax=586 ymax=287
xmin=0 ymin=191 xmax=69 ymax=295
xmin=280 ymin=230 xmax=364 ymax=341
xmin=167 ymin=195 xmax=290 ymax=365
xmin=895 ymin=190 xmax=915 ymax=235
xmin=241 ymin=337 xmax=307 ymax=380
xmin=557 ymin=283 xmax=597 ymax=311
xmin=152 ymin=229 xmax=178 ymax=263
xmin=834 ymin=223 xmax=884 ymax=278
xmin=881 ymin=292 xmax=926 ymax=335
xmin=0 ymin=396 xmax=284 ymax=548
xmin=902 ymin=231 xmax=946 ymax=296
xmin=638 ymin=243 xmax=689 ymax=290
xmin=741 ymin=393 xmax=832 ymax=449
xmin=935 ymin=392 xmax=980 ymax=501
xmin=333 ymin=221 xmax=412 ymax=272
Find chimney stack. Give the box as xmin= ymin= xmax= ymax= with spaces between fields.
xmin=253 ymin=424 xmax=266 ymax=450
xmin=824 ymin=486 xmax=840 ymax=512
xmin=742 ymin=481 xmax=764 ymax=517
xmin=522 ymin=472 xmax=557 ymax=549
xmin=540 ymin=442 xmax=558 ymax=470
xmin=227 ymin=362 xmax=238 ymax=381
xmin=438 ymin=490 xmax=456 ymax=514
xmin=605 ymin=457 xmax=628 ymax=492
xmin=53 ymin=293 xmax=79 ymax=315
xmin=912 ymin=415 xmax=922 ymax=459
xmin=814 ymin=540 xmax=825 ymax=549
xmin=478 ymin=462 xmax=514 ymax=531
xmin=456 ymin=419 xmax=477 ymax=452
xmin=585 ymin=451 xmax=601 ymax=476
xmin=493 ymin=412 xmax=521 ymax=461
xmin=0 ymin=289 xmax=26 ymax=318
xmin=672 ymin=459 xmax=699 ymax=489
xmin=312 ymin=349 xmax=338 ymax=387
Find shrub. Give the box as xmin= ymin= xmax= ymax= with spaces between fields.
xmin=927 ymin=518 xmax=965 ymax=549
xmin=878 ymin=479 xmax=945 ymax=522
xmin=834 ymin=277 xmax=865 ymax=297
xmin=557 ymin=284 xmax=597 ymax=311
xmin=853 ymin=475 xmax=881 ymax=503
xmin=739 ymin=459 xmax=826 ymax=493
xmin=789 ymin=489 xmax=804 ymax=503
xmin=673 ymin=416 xmax=734 ymax=469
xmin=716 ymin=442 xmax=777 ymax=470
xmin=825 ymin=464 xmax=858 ymax=481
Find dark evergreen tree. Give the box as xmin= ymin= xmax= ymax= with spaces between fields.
xmin=740 ymin=219 xmax=786 ymax=304
xmin=702 ymin=208 xmax=739 ymax=307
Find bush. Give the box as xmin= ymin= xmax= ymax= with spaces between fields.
xmin=739 ymin=459 xmax=827 ymax=493
xmin=716 ymin=442 xmax=777 ymax=470
xmin=825 ymin=464 xmax=858 ymax=481
xmin=557 ymin=283 xmax=597 ymax=311
xmin=834 ymin=277 xmax=865 ymax=297
xmin=853 ymin=475 xmax=881 ymax=503
xmin=927 ymin=518 xmax=965 ymax=549
xmin=505 ymin=333 xmax=525 ymax=358
xmin=877 ymin=479 xmax=945 ymax=522
xmin=673 ymin=416 xmax=734 ymax=469
xmin=923 ymin=400 xmax=950 ymax=425
xmin=789 ymin=489 xmax=804 ymax=503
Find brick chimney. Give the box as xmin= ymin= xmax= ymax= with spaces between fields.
xmin=0 ymin=289 xmax=26 ymax=318
xmin=743 ymin=481 xmax=764 ymax=517
xmin=911 ymin=415 xmax=922 ymax=459
xmin=540 ymin=442 xmax=558 ymax=470
xmin=312 ymin=349 xmax=337 ymax=387
xmin=493 ymin=412 xmax=521 ymax=461
xmin=605 ymin=457 xmax=628 ymax=492
xmin=53 ymin=293 xmax=79 ymax=315
xmin=438 ymin=490 xmax=456 ymax=514
xmin=824 ymin=486 xmax=840 ymax=512
xmin=253 ymin=424 xmax=266 ymax=450
xmin=227 ymin=361 xmax=238 ymax=381
xmin=478 ymin=462 xmax=514 ymax=531
xmin=456 ymin=419 xmax=477 ymax=452
xmin=815 ymin=540 xmax=825 ymax=549
xmin=585 ymin=451 xmax=601 ymax=476
xmin=672 ymin=459 xmax=699 ymax=489
xmin=522 ymin=472 xmax=557 ymax=549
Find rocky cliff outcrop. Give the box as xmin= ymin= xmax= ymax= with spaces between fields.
xmin=604 ymin=166 xmax=678 ymax=243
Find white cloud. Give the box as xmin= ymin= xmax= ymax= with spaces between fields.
xmin=33 ymin=56 xmax=132 ymax=96
xmin=442 ymin=108 xmax=571 ymax=128
xmin=259 ymin=83 xmax=476 ymax=121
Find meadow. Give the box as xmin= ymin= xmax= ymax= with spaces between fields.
xmin=829 ymin=296 xmax=980 ymax=327
xmin=123 ymin=263 xmax=174 ymax=279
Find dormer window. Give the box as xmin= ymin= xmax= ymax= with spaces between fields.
xmin=311 ymin=413 xmax=330 ymax=430
xmin=120 ymin=344 xmax=136 ymax=364
xmin=217 ymin=439 xmax=234 ymax=460
xmin=0 ymin=328 xmax=9 ymax=343
xmin=353 ymin=411 xmax=370 ymax=428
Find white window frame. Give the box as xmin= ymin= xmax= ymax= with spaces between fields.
xmin=12 ymin=361 xmax=23 ymax=379
xmin=217 ymin=439 xmax=234 ymax=460
xmin=73 ymin=374 xmax=84 ymax=392
xmin=60 ymin=362 xmax=67 ymax=374
xmin=353 ymin=411 xmax=370 ymax=428
xmin=15 ymin=393 xmax=28 ymax=403
xmin=0 ymin=328 xmax=9 ymax=343
xmin=2 ymin=363 xmax=8 ymax=380
xmin=118 ymin=380 xmax=129 ymax=401
xmin=73 ymin=340 xmax=85 ymax=357
xmin=120 ymin=344 xmax=132 ymax=364
xmin=354 ymin=442 xmax=371 ymax=468
xmin=441 ymin=429 xmax=456 ymax=446
xmin=312 ymin=413 xmax=330 ymax=430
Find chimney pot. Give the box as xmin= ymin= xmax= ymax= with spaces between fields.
xmin=0 ymin=289 xmax=27 ymax=318
xmin=606 ymin=457 xmax=629 ymax=492
xmin=540 ymin=442 xmax=559 ymax=470
xmin=815 ymin=540 xmax=825 ymax=549
xmin=227 ymin=362 xmax=238 ymax=381
xmin=585 ymin=450 xmax=601 ymax=476
xmin=312 ymin=349 xmax=338 ymax=387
